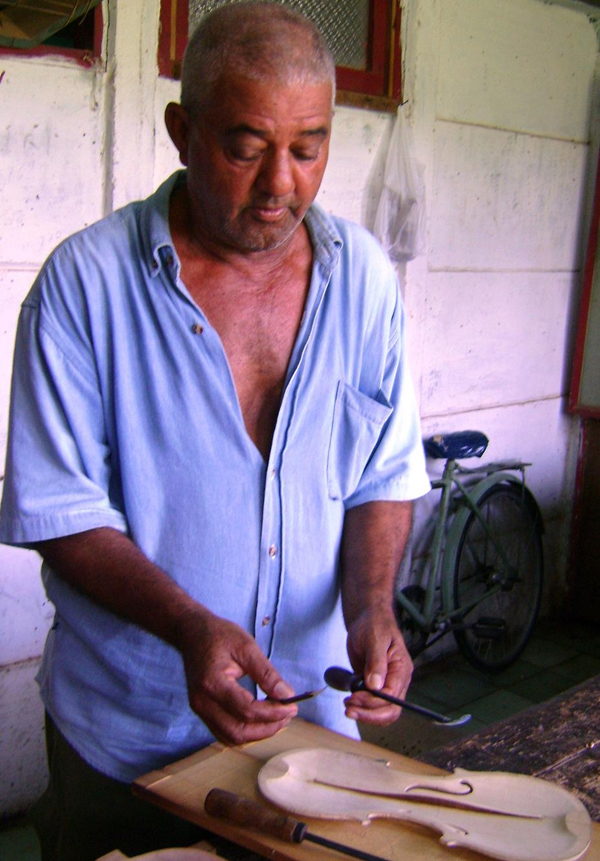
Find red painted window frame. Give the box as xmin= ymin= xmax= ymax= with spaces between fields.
xmin=569 ymin=146 xmax=600 ymax=419
xmin=0 ymin=5 xmax=103 ymax=68
xmin=158 ymin=0 xmax=401 ymax=103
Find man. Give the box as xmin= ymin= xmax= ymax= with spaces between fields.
xmin=0 ymin=3 xmax=430 ymax=858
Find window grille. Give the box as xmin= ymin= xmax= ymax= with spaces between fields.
xmin=159 ymin=0 xmax=401 ymax=109
xmin=188 ymin=0 xmax=370 ymax=71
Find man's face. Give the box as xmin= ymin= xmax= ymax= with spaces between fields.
xmin=178 ymin=74 xmax=333 ymax=254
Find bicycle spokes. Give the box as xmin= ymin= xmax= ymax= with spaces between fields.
xmin=452 ymin=484 xmax=543 ymax=671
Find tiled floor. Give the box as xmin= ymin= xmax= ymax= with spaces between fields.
xmin=360 ymin=616 xmax=600 ymax=759
xmin=2 ymin=618 xmax=600 ymax=860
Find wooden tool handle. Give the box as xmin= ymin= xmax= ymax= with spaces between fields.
xmin=204 ymin=788 xmax=307 ymax=844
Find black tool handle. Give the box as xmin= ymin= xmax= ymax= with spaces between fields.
xmin=204 ymin=788 xmax=307 ymax=844
xmin=324 ymin=665 xmax=460 ymax=724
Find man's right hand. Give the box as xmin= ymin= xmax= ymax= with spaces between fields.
xmin=176 ymin=606 xmax=298 ymax=745
xmin=36 ymin=527 xmax=298 ymax=746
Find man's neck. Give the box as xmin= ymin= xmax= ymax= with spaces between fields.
xmin=168 ymin=182 xmax=311 ymax=284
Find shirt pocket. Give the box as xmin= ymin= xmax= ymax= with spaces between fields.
xmin=327 ymin=381 xmax=393 ymax=501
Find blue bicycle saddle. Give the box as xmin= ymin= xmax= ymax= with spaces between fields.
xmin=424 ymin=431 xmax=489 ymax=460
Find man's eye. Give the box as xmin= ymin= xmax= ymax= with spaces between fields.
xmin=229 ymin=149 xmax=263 ymax=162
xmin=293 ymin=149 xmax=320 ymax=162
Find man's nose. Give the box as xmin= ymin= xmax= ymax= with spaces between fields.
xmin=256 ymin=150 xmax=295 ymax=198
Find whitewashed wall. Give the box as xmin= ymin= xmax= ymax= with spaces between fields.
xmin=401 ymin=0 xmax=598 ymax=612
xmin=0 ymin=49 xmax=108 ymax=820
xmin=0 ymin=0 xmax=597 ymax=820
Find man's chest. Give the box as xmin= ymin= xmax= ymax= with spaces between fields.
xmin=182 ymin=267 xmax=309 ymax=457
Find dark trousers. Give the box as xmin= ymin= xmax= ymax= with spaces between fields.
xmin=30 ymin=714 xmax=205 ymax=861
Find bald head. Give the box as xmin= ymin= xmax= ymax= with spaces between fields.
xmin=181 ymin=2 xmax=336 ymax=116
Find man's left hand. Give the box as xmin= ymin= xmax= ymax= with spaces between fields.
xmin=343 ymin=604 xmax=413 ymax=725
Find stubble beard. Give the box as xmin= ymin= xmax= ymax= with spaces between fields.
xmin=222 ymin=205 xmax=303 ymax=253
xmin=187 ymin=187 xmax=306 ymax=255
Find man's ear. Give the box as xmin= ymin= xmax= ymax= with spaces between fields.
xmin=165 ymin=102 xmax=190 ymax=166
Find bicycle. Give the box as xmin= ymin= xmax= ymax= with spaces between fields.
xmin=394 ymin=430 xmax=544 ymax=672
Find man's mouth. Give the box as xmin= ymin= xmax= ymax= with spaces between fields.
xmin=247 ymin=199 xmax=298 ymax=223
xmin=251 ymin=206 xmax=289 ymax=222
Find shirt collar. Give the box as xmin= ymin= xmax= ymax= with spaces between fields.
xmin=304 ymin=202 xmax=343 ymax=270
xmin=140 ymin=170 xmax=185 ymax=280
xmin=139 ymin=169 xmax=343 ymax=277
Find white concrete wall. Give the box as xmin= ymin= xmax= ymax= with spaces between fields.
xmin=0 ymin=0 xmax=598 ymax=819
xmin=401 ymin=0 xmax=598 ymax=612
xmin=1 ymin=41 xmax=109 ymax=822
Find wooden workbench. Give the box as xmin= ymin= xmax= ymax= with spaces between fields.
xmin=133 ymin=717 xmax=600 ymax=861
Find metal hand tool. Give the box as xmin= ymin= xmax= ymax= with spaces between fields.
xmin=324 ymin=666 xmax=471 ymax=726
xmin=271 ymin=686 xmax=326 ymax=704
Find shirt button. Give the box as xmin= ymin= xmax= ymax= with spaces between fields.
xmin=165 ymin=254 xmax=174 ymax=267
xmin=268 ymin=544 xmax=277 ymax=558
xmin=191 ymin=323 xmax=204 ymax=335
xmin=270 ymin=468 xmax=276 ymax=480
xmin=261 ymin=615 xmax=271 ymax=627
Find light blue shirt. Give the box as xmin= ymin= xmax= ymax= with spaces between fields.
xmin=0 ymin=172 xmax=430 ymax=782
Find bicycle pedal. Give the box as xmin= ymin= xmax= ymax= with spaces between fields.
xmin=471 ymin=616 xmax=507 ymax=640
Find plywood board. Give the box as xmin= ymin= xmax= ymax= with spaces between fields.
xmin=134 ymin=718 xmax=600 ymax=861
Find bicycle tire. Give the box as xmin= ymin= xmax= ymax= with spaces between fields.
xmin=451 ymin=482 xmax=543 ymax=671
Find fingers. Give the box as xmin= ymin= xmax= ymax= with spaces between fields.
xmin=362 ymin=634 xmax=413 ymax=694
xmin=344 ymin=693 xmax=401 ymax=726
xmin=183 ymin=615 xmax=299 ymax=745
xmin=190 ymin=679 xmax=298 ymax=745
xmin=245 ymin=647 xmax=296 ymax=703
xmin=345 ymin=608 xmax=413 ymax=727
xmin=382 ymin=639 xmax=414 ymax=701
xmin=193 ymin=678 xmax=298 ymax=745
xmin=343 ymin=673 xmax=407 ymax=725
xmin=362 ymin=660 xmax=387 ymax=693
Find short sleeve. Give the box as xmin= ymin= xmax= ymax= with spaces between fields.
xmin=0 ymin=273 xmax=127 ymax=546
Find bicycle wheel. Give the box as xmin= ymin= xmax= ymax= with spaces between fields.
xmin=452 ymin=482 xmax=543 ymax=672
xmin=394 ymin=585 xmax=429 ymax=657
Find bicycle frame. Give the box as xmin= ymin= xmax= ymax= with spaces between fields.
xmin=395 ymin=458 xmax=531 ymax=642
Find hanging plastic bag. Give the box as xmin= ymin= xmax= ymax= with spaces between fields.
xmin=373 ymin=105 xmax=426 ymax=262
